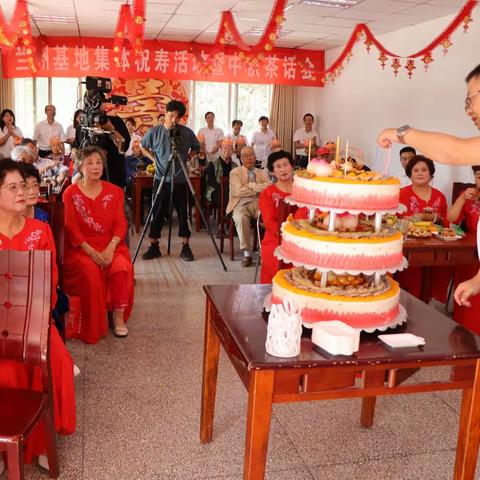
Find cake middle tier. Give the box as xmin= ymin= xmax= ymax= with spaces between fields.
xmin=279 ymin=219 xmax=404 ymax=271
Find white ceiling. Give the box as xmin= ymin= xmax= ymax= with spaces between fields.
xmin=0 ymin=0 xmax=466 ymax=50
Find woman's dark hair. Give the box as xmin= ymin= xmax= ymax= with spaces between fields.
xmin=267 ymin=150 xmax=294 ymax=172
xmin=20 ymin=137 xmax=36 ymax=147
xmin=204 ymin=111 xmax=215 ymax=119
xmin=125 ymin=117 xmax=136 ymax=127
xmin=166 ymin=100 xmax=186 ymax=118
xmin=405 ymin=155 xmax=435 ymax=179
xmin=0 ymin=158 xmax=25 ymax=187
xmin=466 ymin=64 xmax=480 ymax=83
xmin=73 ymin=109 xmax=84 ymax=129
xmin=0 ymin=109 xmax=16 ymax=130
xmin=472 ymin=165 xmax=480 ymax=174
xmin=232 ymin=119 xmax=243 ymax=127
xmin=258 ymin=116 xmax=269 ymax=123
xmin=21 ymin=162 xmax=41 ymax=184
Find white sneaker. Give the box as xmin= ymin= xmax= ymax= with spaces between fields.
xmin=38 ymin=454 xmax=49 ymax=471
xmin=73 ymin=364 xmax=81 ymax=378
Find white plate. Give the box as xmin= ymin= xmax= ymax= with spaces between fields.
xmin=378 ymin=332 xmax=425 ymax=348
xmin=437 ymin=234 xmax=463 ymax=241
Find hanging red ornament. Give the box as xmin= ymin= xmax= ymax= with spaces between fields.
xmin=378 ymin=52 xmax=387 ymax=69
xmin=364 ymin=39 xmax=373 ymax=53
xmin=405 ymin=59 xmax=416 ymax=79
xmin=421 ymin=53 xmax=433 ymax=71
xmin=391 ymin=57 xmax=401 ymax=77
xmin=346 ymin=52 xmax=353 ymax=63
xmin=463 ymin=14 xmax=473 ymax=32
xmin=441 ymin=38 xmax=452 ymax=55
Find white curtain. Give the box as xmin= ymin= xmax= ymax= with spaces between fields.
xmin=269 ymin=84 xmax=295 ymax=154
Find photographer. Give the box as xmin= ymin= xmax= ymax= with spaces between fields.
xmin=140 ymin=100 xmax=200 ymax=261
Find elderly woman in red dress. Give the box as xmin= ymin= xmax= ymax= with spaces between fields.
xmin=63 ymin=146 xmax=134 ymax=344
xmin=447 ymin=166 xmax=480 ymax=333
xmin=0 ymin=159 xmax=75 ymax=470
xmin=397 ymin=155 xmax=450 ymax=302
xmin=259 ymin=150 xmax=295 ymax=284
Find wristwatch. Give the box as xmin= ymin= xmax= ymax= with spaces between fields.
xmin=396 ymin=125 xmax=411 ymax=144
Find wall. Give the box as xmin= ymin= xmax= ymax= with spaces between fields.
xmin=295 ymin=12 xmax=480 ymax=203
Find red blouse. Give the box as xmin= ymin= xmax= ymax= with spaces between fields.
xmin=454 ymin=197 xmax=480 ymax=234
xmin=399 ymin=185 xmax=447 ymax=220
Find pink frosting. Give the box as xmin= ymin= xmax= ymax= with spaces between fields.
xmin=291 ymin=184 xmax=398 ymax=210
xmin=280 ymin=240 xmax=403 ymax=270
xmin=272 ymin=294 xmax=400 ymax=328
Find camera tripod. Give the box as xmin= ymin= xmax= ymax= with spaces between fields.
xmin=132 ymin=129 xmax=227 ymax=271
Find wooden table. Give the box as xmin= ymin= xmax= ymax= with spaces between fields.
xmin=402 ymin=234 xmax=478 ymax=302
xmin=132 ymin=172 xmax=202 ymax=233
xmin=201 ymin=284 xmax=480 ymax=480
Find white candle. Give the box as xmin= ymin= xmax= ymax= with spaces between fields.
xmin=344 ymin=140 xmax=349 ymax=177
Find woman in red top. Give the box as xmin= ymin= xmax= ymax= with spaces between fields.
xmin=447 ymin=166 xmax=480 ymax=333
xmin=397 ymin=156 xmax=450 ymax=302
xmin=259 ymin=150 xmax=295 ymax=284
xmin=63 ymin=146 xmax=134 ymax=344
xmin=0 ymin=159 xmax=76 ymax=467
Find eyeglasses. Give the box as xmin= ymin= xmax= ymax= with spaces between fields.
xmin=465 ymin=90 xmax=480 ymax=108
xmin=1 ymin=182 xmax=27 ymax=194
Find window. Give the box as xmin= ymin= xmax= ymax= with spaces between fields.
xmin=14 ymin=77 xmax=83 ymax=140
xmin=190 ymin=81 xmax=272 ymax=140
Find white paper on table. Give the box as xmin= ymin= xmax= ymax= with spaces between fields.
xmin=378 ymin=333 xmax=425 ymax=348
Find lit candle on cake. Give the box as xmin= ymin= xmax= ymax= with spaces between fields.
xmin=344 ymin=141 xmax=349 ymax=177
xmin=335 ymin=136 xmax=340 ymax=166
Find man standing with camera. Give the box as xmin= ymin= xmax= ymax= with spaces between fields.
xmin=140 ymin=100 xmax=200 ymax=261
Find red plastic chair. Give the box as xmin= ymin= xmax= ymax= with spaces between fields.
xmin=0 ymin=250 xmax=59 ymax=480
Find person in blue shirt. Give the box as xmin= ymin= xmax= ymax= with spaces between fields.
xmin=140 ymin=100 xmax=200 ymax=261
xmin=22 ymin=162 xmax=50 ymax=223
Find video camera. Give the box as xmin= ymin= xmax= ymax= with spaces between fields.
xmin=81 ymin=76 xmax=128 ymax=128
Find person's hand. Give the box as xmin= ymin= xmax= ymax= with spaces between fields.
xmin=454 ymin=277 xmax=480 ymax=307
xmin=6 ymin=124 xmax=13 ymax=135
xmin=463 ymin=188 xmax=478 ymax=200
xmin=377 ymin=128 xmax=398 ymax=148
xmin=101 ymin=244 xmax=115 ymax=266
xmin=82 ymin=243 xmax=106 ymax=267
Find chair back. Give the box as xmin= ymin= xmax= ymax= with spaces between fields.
xmin=58 ymin=177 xmax=72 ymax=202
xmin=219 ymin=176 xmax=229 ymax=220
xmin=277 ymin=197 xmax=297 ymax=237
xmin=0 ymin=250 xmax=52 ymax=390
xmin=452 ymin=182 xmax=476 ymax=203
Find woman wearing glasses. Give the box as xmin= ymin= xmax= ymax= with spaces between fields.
xmin=0 ymin=159 xmax=76 ymax=471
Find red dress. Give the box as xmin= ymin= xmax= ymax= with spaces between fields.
xmin=0 ymin=217 xmax=76 ymax=463
xmin=63 ymin=181 xmax=134 ymax=344
xmin=397 ymin=185 xmax=451 ymax=302
xmin=452 ymin=198 xmax=480 ymax=333
xmin=259 ymin=184 xmax=291 ymax=284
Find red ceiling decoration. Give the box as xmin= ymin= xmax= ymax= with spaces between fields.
xmin=324 ymin=0 xmax=477 ymax=82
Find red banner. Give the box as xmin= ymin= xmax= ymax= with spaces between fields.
xmin=2 ymin=37 xmax=325 ymax=87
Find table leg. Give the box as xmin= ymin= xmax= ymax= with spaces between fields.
xmin=135 ymin=179 xmax=141 ymax=233
xmin=420 ymin=266 xmax=432 ymax=304
xmin=200 ymin=299 xmax=221 ymax=444
xmin=243 ymin=369 xmax=275 ymax=480
xmin=454 ymin=359 xmax=480 ymax=479
xmin=360 ymin=370 xmax=385 ymax=428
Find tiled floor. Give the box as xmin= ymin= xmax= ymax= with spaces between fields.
xmin=18 ymin=229 xmax=479 ymax=479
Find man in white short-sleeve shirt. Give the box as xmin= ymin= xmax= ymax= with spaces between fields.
xmin=33 ymin=105 xmax=66 ymax=157
xmin=197 ymin=111 xmax=224 ymax=162
xmin=251 ymin=116 xmax=276 ymax=168
xmin=293 ymin=113 xmax=320 ymax=168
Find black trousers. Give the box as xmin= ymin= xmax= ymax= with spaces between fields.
xmin=149 ymin=180 xmax=191 ymax=239
xmin=39 ymin=149 xmax=52 ymax=158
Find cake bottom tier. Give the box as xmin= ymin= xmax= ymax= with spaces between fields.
xmin=272 ymin=269 xmax=401 ymax=330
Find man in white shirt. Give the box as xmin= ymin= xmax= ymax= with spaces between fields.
xmin=33 ymin=105 xmax=66 ymax=157
xmin=197 ymin=111 xmax=224 ymax=162
xmin=226 ymin=119 xmax=248 ymax=150
xmin=251 ymin=116 xmax=276 ymax=169
xmin=399 ymin=146 xmax=416 ymax=187
xmin=293 ymin=113 xmax=320 ymax=168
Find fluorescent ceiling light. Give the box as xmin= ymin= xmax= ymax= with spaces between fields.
xmin=247 ymin=27 xmax=293 ymax=37
xmin=31 ymin=15 xmax=76 ymax=23
xmin=300 ymin=0 xmax=358 ymax=8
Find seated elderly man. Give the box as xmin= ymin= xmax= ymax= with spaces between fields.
xmin=226 ymin=146 xmax=270 ymax=267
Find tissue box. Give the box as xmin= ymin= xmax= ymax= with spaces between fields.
xmin=312 ymin=321 xmax=360 ymax=355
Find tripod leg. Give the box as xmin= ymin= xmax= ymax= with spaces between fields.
xmin=131 ymin=157 xmax=174 ymax=264
xmin=167 ymin=176 xmax=175 ymax=255
xmin=178 ymin=161 xmax=228 ymax=272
